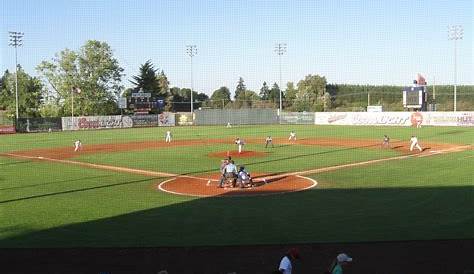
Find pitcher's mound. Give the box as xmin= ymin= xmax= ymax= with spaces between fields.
xmin=208 ymin=150 xmax=267 ymax=158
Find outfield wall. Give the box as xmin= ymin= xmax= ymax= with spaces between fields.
xmin=61 ymin=113 xmax=176 ymax=131
xmin=62 ymin=116 xmax=134 ymax=131
xmin=16 ymin=118 xmax=62 ymax=133
xmin=280 ymin=112 xmax=315 ymax=124
xmin=314 ymin=111 xmax=474 ymax=127
xmin=194 ymin=109 xmax=277 ymax=125
xmin=16 ymin=111 xmax=474 ymax=132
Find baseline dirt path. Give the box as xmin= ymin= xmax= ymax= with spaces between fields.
xmin=3 ymin=137 xmax=471 ymax=197
xmin=208 ymin=150 xmax=267 ymax=158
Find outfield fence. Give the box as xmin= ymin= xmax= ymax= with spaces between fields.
xmin=5 ymin=110 xmax=474 ymax=133
xmin=314 ymin=111 xmax=474 ymax=127
xmin=194 ymin=109 xmax=277 ymax=125
xmin=0 ymin=111 xmax=15 ymax=134
xmin=280 ymin=112 xmax=315 ymax=124
xmin=16 ymin=118 xmax=62 ymax=133
xmin=62 ymin=115 xmax=134 ymax=131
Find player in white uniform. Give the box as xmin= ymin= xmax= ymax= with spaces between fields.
xmin=265 ymin=136 xmax=274 ymax=148
xmin=74 ymin=140 xmax=82 ymax=152
xmin=288 ymin=131 xmax=296 ymax=141
xmin=165 ymin=130 xmax=172 ymax=143
xmin=410 ymin=135 xmax=422 ymax=152
xmin=235 ymin=137 xmax=244 ymax=153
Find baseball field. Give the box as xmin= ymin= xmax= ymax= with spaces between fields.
xmin=1 ymin=124 xmax=473 ymax=248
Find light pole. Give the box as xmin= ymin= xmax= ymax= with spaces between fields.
xmin=448 ymin=25 xmax=463 ymax=111
xmin=71 ymin=86 xmax=81 ymax=119
xmin=274 ymin=43 xmax=286 ymax=116
xmin=186 ymin=45 xmax=197 ymax=115
xmin=8 ymin=31 xmax=24 ymax=120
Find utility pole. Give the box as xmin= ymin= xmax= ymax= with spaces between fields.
xmin=186 ymin=45 xmax=197 ymax=116
xmin=8 ymin=31 xmax=24 ymax=120
xmin=274 ymin=43 xmax=286 ymax=117
xmin=448 ymin=25 xmax=463 ymax=111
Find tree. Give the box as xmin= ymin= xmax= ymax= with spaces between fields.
xmin=209 ymin=86 xmax=231 ymax=108
xmin=234 ymin=77 xmax=246 ymax=99
xmin=268 ymin=82 xmax=281 ymax=106
xmin=285 ymin=82 xmax=297 ymax=109
xmin=294 ymin=74 xmax=327 ymax=111
xmin=0 ymin=68 xmax=44 ymax=118
xmin=37 ymin=40 xmax=124 ymax=116
xmin=234 ymin=90 xmax=260 ymax=108
xmin=259 ymin=81 xmax=270 ymax=100
xmin=130 ymin=60 xmax=160 ymax=95
xmin=157 ymin=70 xmax=170 ymax=96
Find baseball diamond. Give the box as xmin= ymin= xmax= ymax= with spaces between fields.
xmin=1 ymin=124 xmax=473 ymax=273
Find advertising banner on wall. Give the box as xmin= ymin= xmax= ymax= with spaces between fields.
xmin=314 ymin=112 xmax=474 ymax=127
xmin=158 ymin=112 xmax=175 ymax=126
xmin=280 ymin=112 xmax=315 ymax=124
xmin=0 ymin=125 xmax=16 ymax=134
xmin=62 ymin=115 xmax=133 ymax=131
xmin=423 ymin=112 xmax=474 ymax=126
xmin=315 ymin=112 xmax=412 ymax=126
xmin=175 ymin=113 xmax=193 ymax=126
xmin=130 ymin=115 xmax=159 ymax=127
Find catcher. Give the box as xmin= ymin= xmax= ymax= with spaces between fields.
xmin=236 ymin=166 xmax=253 ymax=188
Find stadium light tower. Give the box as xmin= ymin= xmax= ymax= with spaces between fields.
xmin=274 ymin=43 xmax=286 ymax=116
xmin=186 ymin=45 xmax=197 ymax=115
xmin=447 ymin=25 xmax=463 ymax=112
xmin=8 ymin=31 xmax=24 ymax=120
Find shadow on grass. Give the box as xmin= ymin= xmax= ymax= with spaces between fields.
xmin=0 ymin=175 xmax=113 ymax=191
xmin=1 ymin=185 xmax=473 ymax=273
xmin=0 ymin=177 xmax=161 ymax=204
xmin=0 ymin=160 xmax=31 ymax=167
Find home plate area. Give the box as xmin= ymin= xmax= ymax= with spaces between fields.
xmin=157 ymin=173 xmax=316 ymax=197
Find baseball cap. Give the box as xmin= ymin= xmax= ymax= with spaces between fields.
xmin=336 ymin=253 xmax=352 ymax=263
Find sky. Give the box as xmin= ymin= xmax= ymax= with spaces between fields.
xmin=1 ymin=0 xmax=472 ymax=96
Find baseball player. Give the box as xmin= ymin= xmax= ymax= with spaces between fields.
xmin=382 ymin=135 xmax=390 ymax=148
xmin=218 ymin=158 xmax=229 ymax=188
xmin=165 ymin=130 xmax=172 ymax=143
xmin=410 ymin=135 xmax=422 ymax=152
xmin=289 ymin=131 xmax=296 ymax=141
xmin=74 ymin=140 xmax=82 ymax=152
xmin=265 ymin=135 xmax=274 ymax=148
xmin=235 ymin=137 xmax=244 ymax=153
xmin=224 ymin=160 xmax=238 ymax=187
xmin=236 ymin=166 xmax=253 ymax=188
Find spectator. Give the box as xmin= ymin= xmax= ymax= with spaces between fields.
xmin=331 ymin=253 xmax=352 ymax=274
xmin=277 ymin=248 xmax=300 ymax=274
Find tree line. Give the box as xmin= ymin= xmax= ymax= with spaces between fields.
xmin=1 ymin=40 xmax=473 ymax=118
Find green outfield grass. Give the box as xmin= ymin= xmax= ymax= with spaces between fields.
xmin=0 ymin=125 xmax=473 ymax=247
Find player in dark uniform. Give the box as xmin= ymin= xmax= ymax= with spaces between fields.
xmin=265 ymin=136 xmax=274 ymax=148
xmin=382 ymin=135 xmax=390 ymax=148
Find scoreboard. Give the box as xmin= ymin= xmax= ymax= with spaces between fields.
xmin=403 ymin=86 xmax=427 ymax=110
